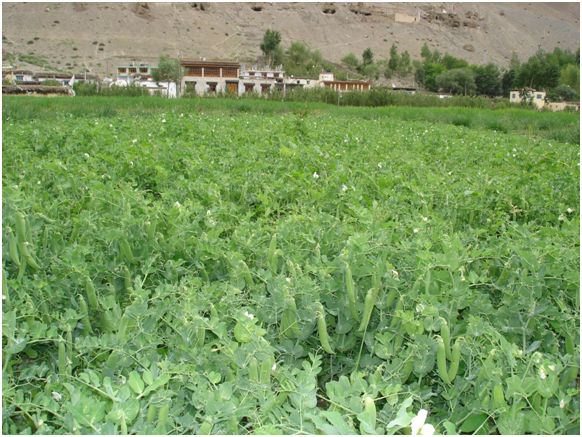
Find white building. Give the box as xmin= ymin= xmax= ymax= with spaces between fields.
xmin=510 ymin=89 xmax=546 ymax=109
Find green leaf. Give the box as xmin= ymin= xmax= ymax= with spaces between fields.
xmin=128 ymin=371 xmax=144 ymax=395
xmin=459 ymin=413 xmax=489 ymax=433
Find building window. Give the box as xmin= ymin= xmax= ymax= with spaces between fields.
xmin=186 ymin=67 xmax=203 ymax=76
xmin=244 ymin=83 xmax=254 ymax=93
xmin=139 ymin=67 xmax=148 ymax=74
xmin=207 ymin=82 xmax=217 ymax=93
xmin=204 ymin=67 xmax=220 ymax=77
xmin=536 ymin=94 xmax=542 ymax=99
xmin=261 ymin=84 xmax=270 ymax=94
xmin=118 ymin=68 xmax=127 ymax=74
xmin=16 ymin=75 xmax=23 ymax=81
xmin=511 ymin=93 xmax=517 ymax=98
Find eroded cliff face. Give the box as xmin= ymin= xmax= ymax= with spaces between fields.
xmin=2 ymin=2 xmax=579 ymax=75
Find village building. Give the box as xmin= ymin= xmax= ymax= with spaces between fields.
xmin=2 ymin=68 xmax=35 ymax=83
xmin=115 ymin=62 xmax=154 ymax=85
xmin=510 ymin=89 xmax=546 ymax=109
xmin=181 ymin=59 xmax=240 ymax=95
xmin=35 ymin=72 xmax=99 ymax=85
xmin=283 ymin=76 xmax=318 ymax=92
xmin=317 ymin=72 xmax=371 ymax=92
xmin=239 ymin=64 xmax=284 ymax=95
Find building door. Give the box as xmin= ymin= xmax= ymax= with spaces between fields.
xmin=261 ymin=84 xmax=271 ymax=95
xmin=226 ymin=82 xmax=238 ymax=94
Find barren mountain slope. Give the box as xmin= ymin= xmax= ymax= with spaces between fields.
xmin=2 ymin=2 xmax=579 ymax=75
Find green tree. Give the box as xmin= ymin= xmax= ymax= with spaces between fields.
xmin=547 ymin=84 xmax=578 ymax=102
xmin=362 ymin=48 xmax=374 ymax=65
xmin=397 ymin=50 xmax=412 ymax=76
xmin=420 ymin=43 xmax=432 ymax=61
xmin=436 ymin=68 xmax=476 ymax=95
xmin=420 ymin=63 xmax=446 ymax=91
xmin=342 ymin=53 xmax=360 ymax=69
xmin=515 ymin=49 xmax=560 ymax=89
xmin=472 ymin=63 xmax=501 ymax=96
xmin=560 ymin=63 xmax=580 ymax=93
xmin=501 ymin=68 xmax=516 ymax=97
xmin=442 ymin=53 xmax=468 ymax=70
xmin=152 ymin=55 xmax=182 ymax=96
xmin=388 ymin=44 xmax=400 ymax=72
xmin=260 ymin=29 xmax=282 ymax=66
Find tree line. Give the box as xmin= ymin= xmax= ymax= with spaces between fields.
xmin=261 ymin=29 xmax=579 ymax=101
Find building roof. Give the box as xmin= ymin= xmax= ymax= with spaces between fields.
xmin=322 ymin=79 xmax=370 ymax=85
xmin=181 ymin=59 xmax=240 ymax=68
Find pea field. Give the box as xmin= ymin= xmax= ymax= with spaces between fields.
xmin=2 ymin=97 xmax=580 ymax=435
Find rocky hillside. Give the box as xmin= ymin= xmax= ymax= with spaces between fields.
xmin=2 ymin=2 xmax=579 ymax=76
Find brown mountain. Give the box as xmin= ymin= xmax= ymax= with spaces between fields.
xmin=2 ymin=2 xmax=579 ymax=76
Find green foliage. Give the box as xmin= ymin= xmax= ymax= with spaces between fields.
xmin=40 ymin=79 xmax=63 ymax=87
xmin=73 ymin=82 xmax=150 ymax=97
xmin=515 ymin=49 xmax=560 ymax=90
xmin=342 ymin=53 xmax=360 ymax=69
xmin=547 ymin=84 xmax=578 ymax=102
xmin=436 ymin=68 xmax=477 ymax=95
xmin=260 ymin=29 xmax=282 ymax=66
xmin=362 ymin=48 xmax=374 ymax=66
xmin=388 ymin=44 xmax=399 ymax=72
xmin=559 ymin=64 xmax=580 ymax=94
xmin=472 ymin=63 xmax=502 ymax=97
xmin=151 ymin=55 xmax=182 ymax=95
xmin=3 ymin=97 xmax=579 ymax=434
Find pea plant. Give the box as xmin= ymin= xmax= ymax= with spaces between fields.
xmin=2 ymin=99 xmax=579 ymax=434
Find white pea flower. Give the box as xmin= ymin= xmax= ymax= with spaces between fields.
xmin=548 ymin=364 xmax=556 ymax=372
xmin=83 ymin=153 xmax=90 ymax=159
xmin=420 ymin=424 xmax=435 ymax=436
xmin=558 ymin=213 xmax=566 ymax=222
xmin=422 ymin=216 xmax=428 ymax=222
xmin=413 ymin=228 xmax=420 ymax=234
xmin=271 ymin=362 xmax=277 ymax=372
xmin=390 ymin=269 xmax=399 ymax=279
xmin=341 ymin=184 xmax=348 ymax=192
xmin=180 ymin=113 xmax=184 ymax=117
xmin=132 ymin=139 xmax=137 ymax=144
xmin=162 ymin=119 xmax=166 ymax=123
xmin=109 ymin=124 xmax=113 ymax=128
xmin=411 ymin=409 xmax=431 ymax=436
xmin=313 ymin=172 xmax=319 ymax=179
xmin=52 ymin=391 xmax=62 ymax=402
xmin=285 ymin=277 xmax=291 ymax=283
xmin=539 ymin=366 xmax=547 ymax=380
xmin=566 ymin=208 xmax=574 ymax=214
xmin=377 ymin=162 xmax=383 ymax=169
xmin=244 ymin=311 xmax=254 ymax=320
xmin=174 ymin=201 xmax=181 ymax=208
xmin=560 ymin=399 xmax=566 ymax=409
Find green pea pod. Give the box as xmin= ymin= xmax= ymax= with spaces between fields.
xmin=564 ymin=333 xmax=575 ymax=355
xmin=19 ymin=241 xmax=40 ymax=270
xmin=123 ymin=265 xmax=132 ymax=291
xmin=268 ymin=234 xmax=278 ymax=273
xmin=78 ymin=295 xmax=92 ymax=335
xmin=85 ymin=276 xmax=100 ymax=310
xmin=492 ymin=383 xmax=506 ymax=409
xmin=15 ymin=213 xmax=27 ymax=244
xmin=436 ymin=335 xmax=451 ymax=384
xmin=8 ymin=230 xmax=20 ymax=267
xmin=316 ymin=303 xmax=335 ymax=354
xmin=280 ymin=297 xmax=300 ymax=338
xmin=240 ymin=260 xmax=254 ymax=288
xmin=58 ymin=340 xmax=68 ymax=375
xmin=385 ymin=289 xmax=397 ymax=310
xmin=560 ymin=365 xmax=579 ymax=389
xmin=146 ymin=404 xmax=157 ymax=424
xmin=390 ymin=296 xmax=404 ymax=328
xmin=345 ymin=263 xmax=359 ymax=320
xmin=358 ymin=287 xmax=380 ymax=333
xmin=199 ymin=420 xmax=213 ymax=435
xmin=401 ymin=358 xmax=414 ymax=383
xmin=248 ymin=357 xmax=259 ymax=383
xmin=2 ymin=269 xmax=9 ymax=306
xmin=260 ymin=355 xmax=274 ymax=385
xmin=119 ymin=239 xmax=134 ymax=263
xmin=157 ymin=403 xmax=170 ymax=431
xmin=120 ymin=415 xmax=127 ymax=435
xmin=440 ymin=317 xmax=452 ymax=360
xmin=447 ymin=337 xmax=462 ymax=382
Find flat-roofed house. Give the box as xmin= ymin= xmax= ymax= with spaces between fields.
xmin=317 ymin=72 xmax=370 ymax=92
xmin=181 ymin=60 xmax=240 ymax=95
xmin=240 ymin=64 xmax=285 ymax=95
xmin=510 ymin=89 xmax=546 ymax=109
